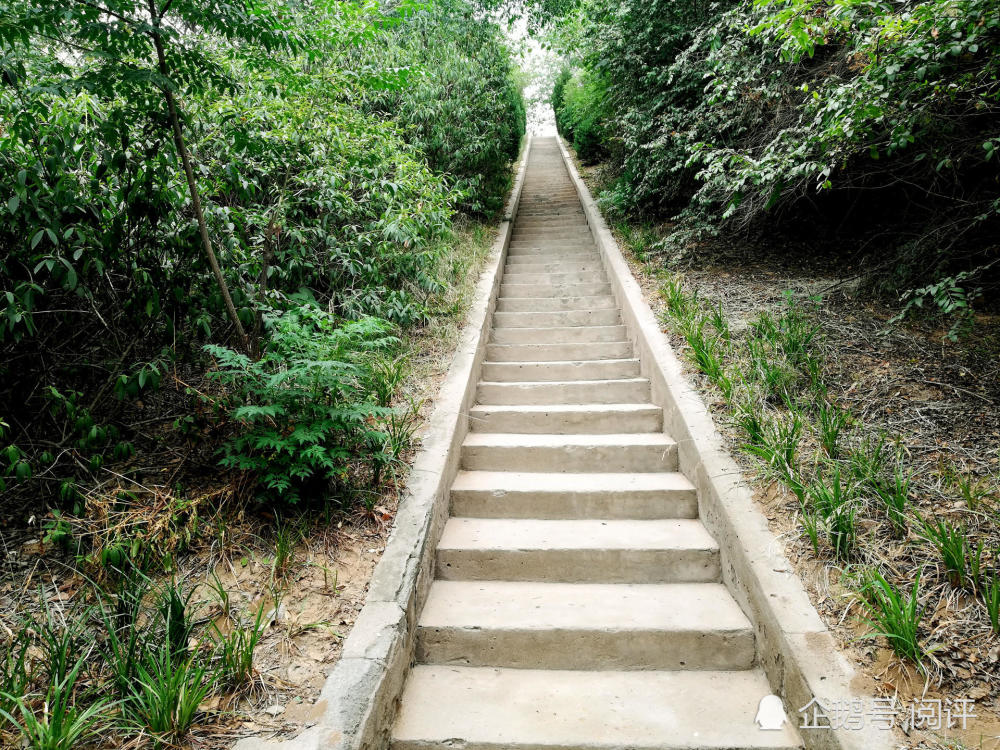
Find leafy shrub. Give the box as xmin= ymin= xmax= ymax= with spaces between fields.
xmin=362 ymin=0 xmax=526 ymax=215
xmin=553 ymin=69 xmax=609 ymax=163
xmin=0 ymin=0 xmax=522 ymax=513
xmin=206 ymin=306 xmax=401 ymax=504
xmin=540 ymin=0 xmax=1000 ymax=309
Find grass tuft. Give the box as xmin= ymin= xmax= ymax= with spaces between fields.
xmin=858 ymin=569 xmax=928 ymax=669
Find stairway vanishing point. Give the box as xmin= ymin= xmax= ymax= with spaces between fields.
xmin=390 ymin=138 xmax=804 ymax=750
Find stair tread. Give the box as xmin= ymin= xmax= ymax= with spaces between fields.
xmin=452 ymin=469 xmax=693 ymax=492
xmin=393 ymin=666 xmax=802 ymax=750
xmin=439 ymin=518 xmax=717 ymax=552
xmin=419 ymin=581 xmax=748 ymax=631
xmin=470 ymin=402 xmax=658 ymax=413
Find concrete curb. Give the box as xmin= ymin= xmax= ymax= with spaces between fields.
xmin=553 ymin=136 xmax=897 ymax=750
xmin=235 ymin=136 xmax=532 ymax=750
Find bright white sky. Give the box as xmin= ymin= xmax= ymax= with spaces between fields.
xmin=504 ymin=13 xmax=558 ymax=135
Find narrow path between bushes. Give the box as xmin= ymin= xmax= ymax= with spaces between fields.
xmin=389 ymin=137 xmax=803 ymax=750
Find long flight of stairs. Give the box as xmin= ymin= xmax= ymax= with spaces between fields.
xmin=390 ymin=138 xmax=802 ymax=750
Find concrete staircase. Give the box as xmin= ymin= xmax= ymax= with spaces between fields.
xmin=391 ymin=138 xmax=802 ymax=749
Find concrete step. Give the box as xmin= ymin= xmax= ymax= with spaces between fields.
xmin=476 ymin=378 xmax=650 ymax=405
xmin=516 ymin=216 xmax=586 ymax=222
xmin=436 ymin=518 xmax=718 ymax=583
xmin=481 ymin=358 xmax=641 ymax=382
xmin=392 ymin=666 xmax=802 ymax=750
xmin=508 ymin=243 xmax=596 ymax=254
xmin=486 ymin=341 xmax=632 ymax=362
xmin=507 ymin=248 xmax=597 ymax=259
xmin=515 ymin=220 xmax=589 ymax=229
xmin=492 ymin=309 xmax=621 ymax=328
xmin=502 ymin=271 xmax=608 ymax=285
xmin=513 ymin=230 xmax=594 ymax=240
xmin=504 ymin=258 xmax=602 ymax=271
xmin=450 ymin=470 xmax=697 ymax=519
xmin=496 ymin=295 xmax=617 ymax=312
xmin=468 ymin=403 xmax=662 ymax=434
xmin=491 ymin=325 xmax=626 ymax=345
xmin=500 ymin=282 xmax=613 ymax=297
xmin=416 ymin=581 xmax=753 ymax=670
xmin=460 ymin=432 xmax=676 ymax=471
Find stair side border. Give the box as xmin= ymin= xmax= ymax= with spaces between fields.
xmin=553 ymin=136 xmax=895 ymax=750
xmin=235 ymin=136 xmax=532 ymax=750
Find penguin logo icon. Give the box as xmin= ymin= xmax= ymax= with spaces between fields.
xmin=755 ymin=695 xmax=788 ymax=731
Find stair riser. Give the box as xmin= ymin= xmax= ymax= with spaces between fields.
xmin=490 ymin=326 xmax=626 ymax=345
xmin=501 ymin=283 xmax=613 ymax=297
xmin=475 ymin=379 xmax=650 ymax=405
xmin=468 ymin=408 xmax=662 ymax=434
xmin=436 ymin=549 xmax=719 ymax=584
xmin=481 ymin=359 xmax=641 ymax=381
xmin=496 ymin=296 xmax=617 ymax=312
xmin=514 ymin=221 xmax=589 ymax=229
xmin=492 ymin=310 xmax=621 ymax=327
xmin=460 ymin=441 xmax=675 ymax=471
xmin=507 ymin=250 xmax=598 ymax=259
xmin=415 ymin=629 xmax=755 ymax=671
xmin=486 ymin=342 xmax=632 ymax=362
xmin=450 ymin=489 xmax=698 ymax=519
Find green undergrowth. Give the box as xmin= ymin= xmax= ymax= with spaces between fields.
xmin=656 ymin=273 xmax=1000 ymax=673
xmin=1 ymin=570 xmax=278 ymax=748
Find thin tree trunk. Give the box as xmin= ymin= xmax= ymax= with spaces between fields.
xmin=146 ymin=0 xmax=252 ymax=355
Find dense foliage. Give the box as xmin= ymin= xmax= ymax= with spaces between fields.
xmin=362 ymin=0 xmax=527 ymax=215
xmin=543 ymin=0 xmax=1000 ymax=314
xmin=0 ymin=0 xmax=523 ymax=512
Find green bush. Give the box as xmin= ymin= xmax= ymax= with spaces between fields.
xmin=206 ymin=306 xmax=401 ymax=505
xmin=552 ymin=69 xmax=608 ymax=163
xmin=538 ymin=0 xmax=1000 ymax=306
xmin=0 ymin=0 xmax=522 ymax=511
xmin=361 ymin=0 xmax=525 ymax=216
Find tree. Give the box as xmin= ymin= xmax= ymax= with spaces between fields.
xmin=0 ymin=0 xmax=299 ymax=353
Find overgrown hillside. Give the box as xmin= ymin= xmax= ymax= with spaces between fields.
xmin=0 ymin=0 xmax=523 ymax=746
xmin=543 ymin=0 xmax=998 ymax=326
